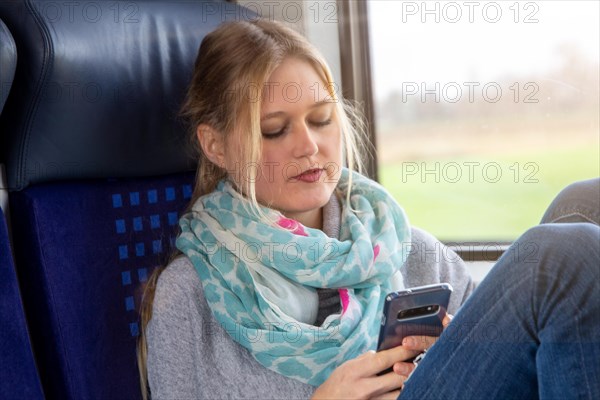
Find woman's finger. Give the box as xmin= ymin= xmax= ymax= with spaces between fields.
xmin=402 ymin=335 xmax=438 ymax=351
xmin=362 ymin=346 xmax=420 ymax=376
xmin=392 ymin=361 xmax=415 ymax=377
xmin=443 ymin=313 xmax=454 ymax=328
xmin=401 ymin=314 xmax=453 ymax=352
xmin=367 ymin=370 xmax=406 ymax=398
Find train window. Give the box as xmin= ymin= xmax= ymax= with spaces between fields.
xmin=368 ymin=0 xmax=599 ymax=242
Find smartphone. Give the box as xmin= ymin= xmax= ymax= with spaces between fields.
xmin=377 ymin=283 xmax=453 ymax=352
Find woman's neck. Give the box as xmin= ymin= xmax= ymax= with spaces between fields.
xmin=285 ymin=207 xmax=323 ymax=230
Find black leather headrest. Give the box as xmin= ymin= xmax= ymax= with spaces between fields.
xmin=0 ymin=0 xmax=255 ymax=191
xmin=0 ymin=18 xmax=16 ymax=113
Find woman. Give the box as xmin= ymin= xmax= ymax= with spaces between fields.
xmin=138 ymin=19 xmax=600 ymax=400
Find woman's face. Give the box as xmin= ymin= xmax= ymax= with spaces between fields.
xmin=225 ymin=57 xmax=343 ymax=229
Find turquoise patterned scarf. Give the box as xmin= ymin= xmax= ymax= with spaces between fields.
xmin=177 ymin=169 xmax=411 ymax=386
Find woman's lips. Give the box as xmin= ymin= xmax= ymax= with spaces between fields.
xmin=292 ymin=168 xmax=323 ymax=182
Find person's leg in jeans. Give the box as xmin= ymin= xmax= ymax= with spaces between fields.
xmin=541 ymin=178 xmax=599 ymax=225
xmin=399 ymin=222 xmax=600 ymax=399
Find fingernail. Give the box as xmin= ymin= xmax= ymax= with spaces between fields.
xmin=403 ymin=337 xmax=414 ymax=347
xmin=396 ymin=363 xmax=409 ymax=375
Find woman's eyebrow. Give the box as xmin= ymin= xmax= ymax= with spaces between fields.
xmin=310 ymin=99 xmax=335 ymax=109
xmin=261 ymin=111 xmax=286 ymax=121
xmin=260 ymin=100 xmax=334 ymax=121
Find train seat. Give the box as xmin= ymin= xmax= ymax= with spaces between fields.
xmin=0 ymin=1 xmax=254 ymax=398
xmin=0 ymin=16 xmax=45 ymax=400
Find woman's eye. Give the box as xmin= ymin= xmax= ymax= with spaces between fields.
xmin=262 ymin=119 xmax=331 ymax=138
xmin=311 ymin=118 xmax=332 ymax=128
xmin=261 ymin=127 xmax=286 ymax=139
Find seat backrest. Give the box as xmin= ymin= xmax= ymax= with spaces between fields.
xmin=0 ymin=1 xmax=255 ymax=398
xmin=1 ymin=15 xmax=16 ymax=214
xmin=0 ymin=16 xmax=44 ymax=400
xmin=0 ymin=17 xmax=16 ymax=113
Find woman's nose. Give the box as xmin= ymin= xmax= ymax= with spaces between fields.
xmin=292 ymin=122 xmax=319 ymax=158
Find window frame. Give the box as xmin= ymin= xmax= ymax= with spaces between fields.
xmin=337 ymin=0 xmax=378 ymax=182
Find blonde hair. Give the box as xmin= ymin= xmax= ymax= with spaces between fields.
xmin=137 ymin=19 xmax=369 ymax=400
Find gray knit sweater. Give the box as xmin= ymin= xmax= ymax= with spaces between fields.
xmin=146 ymin=197 xmax=475 ymax=399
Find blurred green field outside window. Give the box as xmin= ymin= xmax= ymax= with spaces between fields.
xmin=369 ymin=0 xmax=599 ymax=241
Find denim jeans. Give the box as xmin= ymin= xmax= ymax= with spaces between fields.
xmin=400 ymin=180 xmax=600 ymax=399
xmin=540 ymin=178 xmax=600 ymax=225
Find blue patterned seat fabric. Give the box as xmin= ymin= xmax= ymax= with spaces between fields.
xmin=9 ymin=172 xmax=193 ymax=399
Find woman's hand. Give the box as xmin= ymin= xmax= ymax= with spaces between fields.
xmin=391 ymin=314 xmax=454 ymax=380
xmin=311 ymin=345 xmax=420 ymax=400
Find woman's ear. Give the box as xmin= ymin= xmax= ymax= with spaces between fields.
xmin=196 ymin=124 xmax=225 ymax=168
